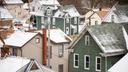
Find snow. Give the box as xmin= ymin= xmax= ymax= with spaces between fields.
xmin=0 ymin=40 xmax=4 ymax=48
xmin=108 ymin=53 xmax=128 ymax=72
xmin=4 ymin=30 xmax=38 ymax=47
xmin=0 ymin=7 xmax=13 ymax=19
xmin=0 ymin=56 xmax=30 ymax=72
xmin=4 ymin=0 xmax=23 ymax=4
xmin=48 ymin=29 xmax=72 ymax=43
xmin=38 ymin=0 xmax=60 ymax=6
xmin=122 ymin=26 xmax=128 ymax=50
xmin=36 ymin=29 xmax=72 ymax=43
xmin=54 ymin=6 xmax=80 ymax=17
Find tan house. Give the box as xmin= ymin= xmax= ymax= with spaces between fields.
xmin=85 ymin=9 xmax=108 ymax=26
xmin=36 ymin=28 xmax=72 ymax=72
xmin=4 ymin=0 xmax=30 ymax=22
xmin=3 ymin=30 xmax=43 ymax=64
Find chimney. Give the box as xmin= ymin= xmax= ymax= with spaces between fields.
xmin=42 ymin=28 xmax=47 ymax=65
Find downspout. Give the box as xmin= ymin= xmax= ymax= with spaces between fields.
xmin=105 ymin=56 xmax=107 ymax=72
xmin=42 ymin=28 xmax=47 ymax=65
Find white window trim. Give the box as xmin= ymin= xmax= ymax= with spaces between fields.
xmin=85 ymin=35 xmax=90 ymax=46
xmin=74 ymin=53 xmax=79 ymax=68
xmin=95 ymin=56 xmax=101 ymax=71
xmin=84 ymin=55 xmax=90 ymax=70
xmin=66 ymin=27 xmax=69 ymax=35
xmin=36 ymin=38 xmax=40 ymax=43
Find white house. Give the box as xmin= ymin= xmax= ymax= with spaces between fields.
xmin=36 ymin=28 xmax=72 ymax=72
xmin=3 ymin=30 xmax=43 ymax=64
xmin=0 ymin=56 xmax=55 ymax=72
xmin=103 ymin=4 xmax=128 ymax=23
xmin=85 ymin=9 xmax=109 ymax=26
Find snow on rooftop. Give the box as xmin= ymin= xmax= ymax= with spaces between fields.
xmin=108 ymin=53 xmax=128 ymax=72
xmin=0 ymin=7 xmax=13 ymax=19
xmin=4 ymin=0 xmax=23 ymax=4
xmin=4 ymin=30 xmax=38 ymax=47
xmin=0 ymin=40 xmax=4 ymax=48
xmin=38 ymin=0 xmax=60 ymax=6
xmin=36 ymin=29 xmax=72 ymax=43
xmin=0 ymin=56 xmax=30 ymax=72
xmin=54 ymin=5 xmax=80 ymax=17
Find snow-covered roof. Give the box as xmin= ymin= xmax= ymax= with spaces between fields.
xmin=4 ymin=0 xmax=23 ymax=4
xmin=38 ymin=0 xmax=60 ymax=6
xmin=0 ymin=40 xmax=4 ymax=48
xmin=88 ymin=23 xmax=126 ymax=54
xmin=4 ymin=30 xmax=38 ymax=47
xmin=0 ymin=7 xmax=13 ymax=19
xmin=0 ymin=56 xmax=30 ymax=72
xmin=54 ymin=5 xmax=80 ymax=17
xmin=69 ymin=23 xmax=127 ymax=56
xmin=36 ymin=29 xmax=72 ymax=43
xmin=108 ymin=53 xmax=128 ymax=72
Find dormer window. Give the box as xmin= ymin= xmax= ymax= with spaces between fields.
xmin=46 ymin=7 xmax=52 ymax=16
xmin=85 ymin=35 xmax=90 ymax=46
xmin=111 ymin=15 xmax=114 ymax=23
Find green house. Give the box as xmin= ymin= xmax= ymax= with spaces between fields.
xmin=68 ymin=23 xmax=127 ymax=72
xmin=53 ymin=5 xmax=80 ymax=35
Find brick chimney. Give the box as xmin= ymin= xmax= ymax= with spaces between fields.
xmin=42 ymin=28 xmax=47 ymax=65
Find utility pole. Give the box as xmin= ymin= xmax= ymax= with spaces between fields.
xmin=46 ymin=7 xmax=52 ymax=68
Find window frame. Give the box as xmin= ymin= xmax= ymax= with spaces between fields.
xmin=66 ymin=27 xmax=69 ymax=35
xmin=58 ymin=64 xmax=64 ymax=72
xmin=85 ymin=35 xmax=90 ymax=46
xmin=58 ymin=44 xmax=64 ymax=57
xmin=35 ymin=38 xmax=40 ymax=44
xmin=95 ymin=56 xmax=101 ymax=71
xmin=74 ymin=53 xmax=79 ymax=68
xmin=84 ymin=55 xmax=90 ymax=70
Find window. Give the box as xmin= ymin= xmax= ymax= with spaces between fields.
xmin=85 ymin=35 xmax=90 ymax=45
xmin=96 ymin=57 xmax=101 ymax=71
xmin=84 ymin=55 xmax=90 ymax=70
xmin=58 ymin=44 xmax=64 ymax=57
xmin=111 ymin=15 xmax=114 ymax=23
xmin=95 ymin=21 xmax=98 ymax=25
xmin=36 ymin=38 xmax=40 ymax=43
xmin=74 ymin=53 xmax=79 ymax=68
xmin=66 ymin=18 xmax=69 ymax=23
xmin=66 ymin=27 xmax=69 ymax=35
xmin=13 ymin=48 xmax=17 ymax=56
xmin=46 ymin=7 xmax=52 ymax=16
xmin=50 ymin=46 xmax=52 ymax=58
xmin=58 ymin=64 xmax=63 ymax=72
xmin=32 ymin=6 xmax=35 ymax=12
xmin=74 ymin=17 xmax=77 ymax=24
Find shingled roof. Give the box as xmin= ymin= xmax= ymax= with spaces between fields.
xmin=69 ymin=23 xmax=127 ymax=56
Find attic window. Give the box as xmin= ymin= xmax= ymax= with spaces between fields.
xmin=111 ymin=15 xmax=114 ymax=23
xmin=36 ymin=38 xmax=40 ymax=43
xmin=85 ymin=35 xmax=90 ymax=46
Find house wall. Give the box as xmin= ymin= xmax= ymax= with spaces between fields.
xmin=85 ymin=11 xmax=102 ymax=25
xmin=68 ymin=32 xmax=124 ymax=72
xmin=6 ymin=4 xmax=24 ymax=19
xmin=55 ymin=18 xmax=64 ymax=31
xmin=21 ymin=34 xmax=42 ymax=64
xmin=50 ymin=43 xmax=69 ymax=72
